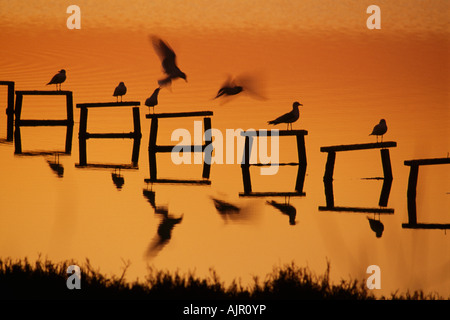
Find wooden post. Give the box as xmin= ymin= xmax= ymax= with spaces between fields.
xmin=132 ymin=106 xmax=141 ymax=139
xmin=78 ymin=107 xmax=88 ymax=165
xmin=380 ymin=148 xmax=393 ymax=180
xmin=148 ymin=117 xmax=158 ymax=181
xmin=14 ymin=92 xmax=23 ymax=126
xmin=324 ymin=179 xmax=334 ymax=208
xmin=323 ymin=151 xmax=336 ymax=181
xmin=14 ymin=126 xmax=22 ymax=154
xmin=406 ymin=164 xmax=419 ymax=225
xmin=295 ymin=134 xmax=307 ymax=192
xmin=378 ymin=177 xmax=392 ymax=207
xmin=65 ymin=124 xmax=73 ymax=154
xmin=66 ymin=91 xmax=74 ymax=125
xmin=6 ymin=82 xmax=15 ymax=141
xmin=202 ymin=117 xmax=212 ymax=179
xmin=241 ymin=135 xmax=253 ymax=194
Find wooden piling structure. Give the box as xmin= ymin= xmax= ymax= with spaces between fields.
xmin=76 ymin=101 xmax=141 ymax=166
xmin=13 ymin=90 xmax=74 ymax=154
xmin=0 ymin=81 xmax=15 ymax=141
xmin=239 ymin=129 xmax=308 ymax=197
xmin=402 ymin=157 xmax=450 ymax=230
xmin=318 ymin=178 xmax=394 ymax=214
xmin=320 ymin=141 xmax=397 ymax=181
xmin=145 ymin=111 xmax=214 ymax=184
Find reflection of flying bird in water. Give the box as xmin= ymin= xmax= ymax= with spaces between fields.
xmin=266 ymin=200 xmax=297 ymax=225
xmin=367 ymin=216 xmax=384 ymax=238
xmin=369 ymin=119 xmax=387 ymax=143
xmin=145 ymin=87 xmax=161 ymax=113
xmin=268 ymin=101 xmax=302 ymax=130
xmin=212 ymin=198 xmax=240 ymax=215
xmin=145 ymin=209 xmax=183 ymax=259
xmin=151 ymin=35 xmax=187 ymax=87
xmin=211 ymin=197 xmax=261 ymax=224
xmin=214 ymin=73 xmax=267 ymax=103
xmin=113 ymin=82 xmax=127 ymax=102
xmin=47 ymin=69 xmax=66 ymax=91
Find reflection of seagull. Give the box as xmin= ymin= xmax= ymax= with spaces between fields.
xmin=268 ymin=101 xmax=302 ymax=130
xmin=111 ymin=169 xmax=124 ymax=190
xmin=47 ymin=69 xmax=66 ymax=91
xmin=211 ymin=197 xmax=261 ymax=224
xmin=212 ymin=198 xmax=240 ymax=215
xmin=266 ymin=200 xmax=297 ymax=225
xmin=214 ymin=73 xmax=266 ymax=103
xmin=369 ymin=119 xmax=387 ymax=143
xmin=46 ymin=155 xmax=64 ymax=178
xmin=145 ymin=211 xmax=183 ymax=259
xmin=151 ymin=36 xmax=187 ymax=87
xmin=113 ymin=82 xmax=127 ymax=102
xmin=367 ymin=217 xmax=384 ymax=238
xmin=145 ymin=87 xmax=161 ymax=113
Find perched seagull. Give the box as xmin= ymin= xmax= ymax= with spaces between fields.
xmin=145 ymin=87 xmax=161 ymax=113
xmin=47 ymin=69 xmax=66 ymax=91
xmin=369 ymin=119 xmax=387 ymax=142
xmin=113 ymin=82 xmax=127 ymax=102
xmin=268 ymin=101 xmax=302 ymax=130
xmin=151 ymin=36 xmax=187 ymax=87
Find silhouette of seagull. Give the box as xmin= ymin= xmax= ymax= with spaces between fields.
xmin=367 ymin=217 xmax=384 ymax=238
xmin=145 ymin=210 xmax=183 ymax=259
xmin=151 ymin=36 xmax=187 ymax=87
xmin=268 ymin=101 xmax=302 ymax=130
xmin=369 ymin=119 xmax=387 ymax=143
xmin=47 ymin=69 xmax=66 ymax=91
xmin=266 ymin=200 xmax=297 ymax=225
xmin=214 ymin=73 xmax=267 ymax=103
xmin=145 ymin=87 xmax=161 ymax=113
xmin=113 ymin=82 xmax=127 ymax=102
xmin=212 ymin=198 xmax=240 ymax=215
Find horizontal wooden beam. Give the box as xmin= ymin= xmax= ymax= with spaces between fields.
xmin=239 ymin=191 xmax=306 ymax=197
xmin=75 ymin=163 xmax=138 ymax=169
xmin=250 ymin=162 xmax=300 ymax=167
xmin=402 ymin=223 xmax=450 ymax=230
xmin=144 ymin=178 xmax=211 ymax=185
xmin=320 ymin=141 xmax=397 ymax=152
xmin=16 ymin=90 xmax=72 ymax=96
xmin=241 ymin=130 xmax=308 ymax=137
xmin=155 ymin=145 xmax=206 ymax=153
xmin=146 ymin=111 xmax=213 ymax=118
xmin=14 ymin=150 xmax=69 ymax=156
xmin=318 ymin=206 xmax=394 ymax=214
xmin=404 ymin=157 xmax=450 ymax=166
xmin=80 ymin=132 xmax=141 ymax=139
xmin=0 ymin=81 xmax=14 ymax=86
xmin=76 ymin=101 xmax=140 ymax=108
xmin=16 ymin=119 xmax=73 ymax=126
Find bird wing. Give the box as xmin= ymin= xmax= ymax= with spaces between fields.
xmin=150 ymin=36 xmax=179 ymax=75
xmin=269 ymin=110 xmax=293 ymax=124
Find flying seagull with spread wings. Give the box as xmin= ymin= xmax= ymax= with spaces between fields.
xmin=150 ymin=36 xmax=187 ymax=87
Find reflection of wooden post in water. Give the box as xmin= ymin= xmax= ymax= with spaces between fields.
xmin=146 ymin=111 xmax=214 ymax=184
xmin=0 ymin=81 xmax=15 ymax=141
xmin=402 ymin=157 xmax=450 ymax=230
xmin=319 ymin=178 xmax=394 ymax=214
xmin=240 ymin=129 xmax=308 ymax=196
xmin=76 ymin=101 xmax=141 ymax=167
xmin=321 ymin=141 xmax=397 ymax=181
xmin=13 ymin=90 xmax=74 ymax=154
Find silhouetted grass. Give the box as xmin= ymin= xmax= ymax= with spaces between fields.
xmin=0 ymin=257 xmax=445 ymax=300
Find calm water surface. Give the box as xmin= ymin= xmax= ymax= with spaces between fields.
xmin=0 ymin=1 xmax=449 ymax=298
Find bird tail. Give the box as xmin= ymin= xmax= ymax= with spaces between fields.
xmin=158 ymin=77 xmax=172 ymax=87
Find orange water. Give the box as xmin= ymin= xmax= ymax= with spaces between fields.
xmin=0 ymin=0 xmax=449 ymax=298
